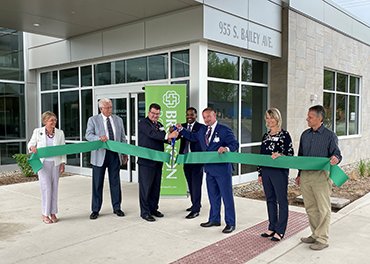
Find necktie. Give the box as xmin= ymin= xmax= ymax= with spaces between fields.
xmin=107 ymin=118 xmax=114 ymax=140
xmin=205 ymin=126 xmax=212 ymax=146
xmin=184 ymin=124 xmax=192 ymax=154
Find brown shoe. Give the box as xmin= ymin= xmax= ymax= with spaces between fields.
xmin=310 ymin=241 xmax=329 ymax=250
xmin=301 ymin=236 xmax=316 ymax=244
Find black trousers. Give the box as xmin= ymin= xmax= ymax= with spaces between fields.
xmin=184 ymin=164 xmax=204 ymax=213
xmin=261 ymin=167 xmax=289 ymax=235
xmin=138 ymin=164 xmax=162 ymax=217
xmin=91 ymin=150 xmax=121 ymax=212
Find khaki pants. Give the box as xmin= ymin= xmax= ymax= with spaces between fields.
xmin=300 ymin=170 xmax=332 ymax=244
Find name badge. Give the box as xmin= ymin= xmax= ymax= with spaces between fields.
xmin=272 ymin=137 xmax=279 ymax=142
xmin=213 ymin=136 xmax=220 ymax=143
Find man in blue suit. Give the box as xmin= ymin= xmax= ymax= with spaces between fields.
xmin=85 ymin=98 xmax=128 ymax=220
xmin=179 ymin=107 xmax=204 ymax=219
xmin=137 ymin=103 xmax=179 ymax=222
xmin=178 ymin=107 xmax=239 ymax=233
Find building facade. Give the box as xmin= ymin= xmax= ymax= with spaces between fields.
xmin=1 ymin=0 xmax=369 ymax=183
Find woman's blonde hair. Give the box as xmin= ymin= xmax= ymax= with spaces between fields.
xmin=42 ymin=111 xmax=57 ymax=125
xmin=265 ymin=108 xmax=282 ymax=129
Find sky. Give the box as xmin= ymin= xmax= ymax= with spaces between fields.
xmin=331 ymin=0 xmax=370 ymax=26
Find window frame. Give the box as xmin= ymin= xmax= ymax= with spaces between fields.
xmin=207 ymin=48 xmax=269 ymax=176
xmin=323 ymin=68 xmax=361 ymax=138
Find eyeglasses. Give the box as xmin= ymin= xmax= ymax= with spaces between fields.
xmin=101 ymin=106 xmax=112 ymax=109
xmin=149 ymin=111 xmax=160 ymax=116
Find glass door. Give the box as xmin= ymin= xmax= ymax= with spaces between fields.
xmin=95 ymin=90 xmax=145 ymax=182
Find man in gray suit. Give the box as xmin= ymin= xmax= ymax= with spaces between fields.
xmin=85 ymin=98 xmax=128 ymax=220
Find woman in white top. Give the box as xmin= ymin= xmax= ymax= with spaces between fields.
xmin=28 ymin=111 xmax=66 ymax=224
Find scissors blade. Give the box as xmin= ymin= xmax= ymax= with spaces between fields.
xmin=171 ymin=144 xmax=175 ymax=169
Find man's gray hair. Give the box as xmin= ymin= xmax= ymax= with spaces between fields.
xmin=98 ymin=98 xmax=112 ymax=109
xmin=309 ymin=105 xmax=325 ymax=122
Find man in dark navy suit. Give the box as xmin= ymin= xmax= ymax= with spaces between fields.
xmin=178 ymin=107 xmax=239 ymax=233
xmin=137 ymin=103 xmax=178 ymax=222
xmin=179 ymin=107 xmax=204 ymax=219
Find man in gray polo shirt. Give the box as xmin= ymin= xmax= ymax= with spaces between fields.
xmin=296 ymin=105 xmax=342 ymax=250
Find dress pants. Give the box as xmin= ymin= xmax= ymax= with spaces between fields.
xmin=300 ymin=170 xmax=332 ymax=244
xmin=38 ymin=160 xmax=60 ymax=216
xmin=261 ymin=167 xmax=289 ymax=235
xmin=206 ymin=172 xmax=235 ymax=226
xmin=184 ymin=164 xmax=203 ymax=213
xmin=138 ymin=164 xmax=162 ymax=217
xmin=91 ymin=150 xmax=121 ymax=212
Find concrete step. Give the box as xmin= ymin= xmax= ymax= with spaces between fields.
xmin=295 ymin=195 xmax=350 ymax=209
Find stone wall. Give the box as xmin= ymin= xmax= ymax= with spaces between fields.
xmin=286 ymin=10 xmax=370 ymax=165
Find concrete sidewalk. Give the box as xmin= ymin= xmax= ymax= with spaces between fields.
xmin=0 ymin=175 xmax=369 ymax=264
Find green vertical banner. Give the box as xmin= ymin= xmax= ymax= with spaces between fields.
xmin=145 ymin=84 xmax=188 ymax=196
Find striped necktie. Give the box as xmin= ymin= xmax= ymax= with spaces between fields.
xmin=205 ymin=126 xmax=212 ymax=146
xmin=107 ymin=118 xmax=114 ymax=140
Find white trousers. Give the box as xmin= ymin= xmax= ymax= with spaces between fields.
xmin=38 ymin=161 xmax=60 ymax=216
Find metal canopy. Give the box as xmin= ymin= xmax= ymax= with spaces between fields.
xmin=0 ymin=0 xmax=200 ymax=38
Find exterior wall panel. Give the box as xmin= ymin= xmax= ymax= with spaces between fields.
xmin=145 ymin=7 xmax=203 ymax=49
xmin=103 ymin=22 xmax=145 ymax=56
xmin=286 ymin=10 xmax=370 ymax=164
xmin=29 ymin=40 xmax=70 ymax=69
xmin=71 ymin=32 xmax=103 ymax=62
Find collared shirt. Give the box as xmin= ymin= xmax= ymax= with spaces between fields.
xmin=298 ymin=124 xmax=342 ymax=161
xmin=207 ymin=121 xmax=218 ymax=140
xmin=101 ymin=113 xmax=116 ymax=140
xmin=187 ymin=122 xmax=194 ymax=131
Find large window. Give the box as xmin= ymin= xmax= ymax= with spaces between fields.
xmin=0 ymin=28 xmax=25 ymax=165
xmin=60 ymin=91 xmax=80 ymax=140
xmin=0 ymin=28 xmax=24 ymax=81
xmin=171 ymin=50 xmax=189 ymax=78
xmin=208 ymin=50 xmax=268 ymax=175
xmin=41 ymin=71 xmax=58 ymax=91
xmin=323 ymin=69 xmax=360 ymax=136
xmin=40 ymin=66 xmax=93 ymax=143
xmin=0 ymin=83 xmax=25 ymax=139
xmin=40 ymin=49 xmax=189 ymax=169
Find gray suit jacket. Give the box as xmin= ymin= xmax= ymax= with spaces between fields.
xmin=85 ymin=114 xmax=127 ymax=166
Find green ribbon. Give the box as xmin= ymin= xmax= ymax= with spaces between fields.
xmin=29 ymin=140 xmax=170 ymax=173
xmin=176 ymin=152 xmax=348 ymax=187
xmin=28 ymin=140 xmax=348 ymax=187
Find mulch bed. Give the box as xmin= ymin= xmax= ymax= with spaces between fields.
xmin=0 ymin=171 xmax=73 ymax=186
xmin=234 ymin=174 xmax=370 ymax=210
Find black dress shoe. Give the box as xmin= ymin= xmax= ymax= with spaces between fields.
xmin=185 ymin=212 xmax=199 ymax=219
xmin=186 ymin=207 xmax=192 ymax=212
xmin=113 ymin=209 xmax=125 ymax=217
xmin=222 ymin=225 xmax=235 ymax=233
xmin=142 ymin=214 xmax=156 ymax=222
xmin=90 ymin=212 xmax=99 ymax=220
xmin=261 ymin=231 xmax=275 ymax=238
xmin=200 ymin=221 xmax=221 ymax=227
xmin=151 ymin=211 xmax=164 ymax=217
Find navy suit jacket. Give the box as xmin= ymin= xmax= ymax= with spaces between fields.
xmin=137 ymin=117 xmax=167 ymax=168
xmin=181 ymin=122 xmax=239 ymax=177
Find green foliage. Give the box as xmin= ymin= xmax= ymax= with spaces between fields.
xmin=358 ymin=159 xmax=366 ymax=177
xmin=12 ymin=154 xmax=35 ymax=177
xmin=366 ymin=161 xmax=370 ymax=178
